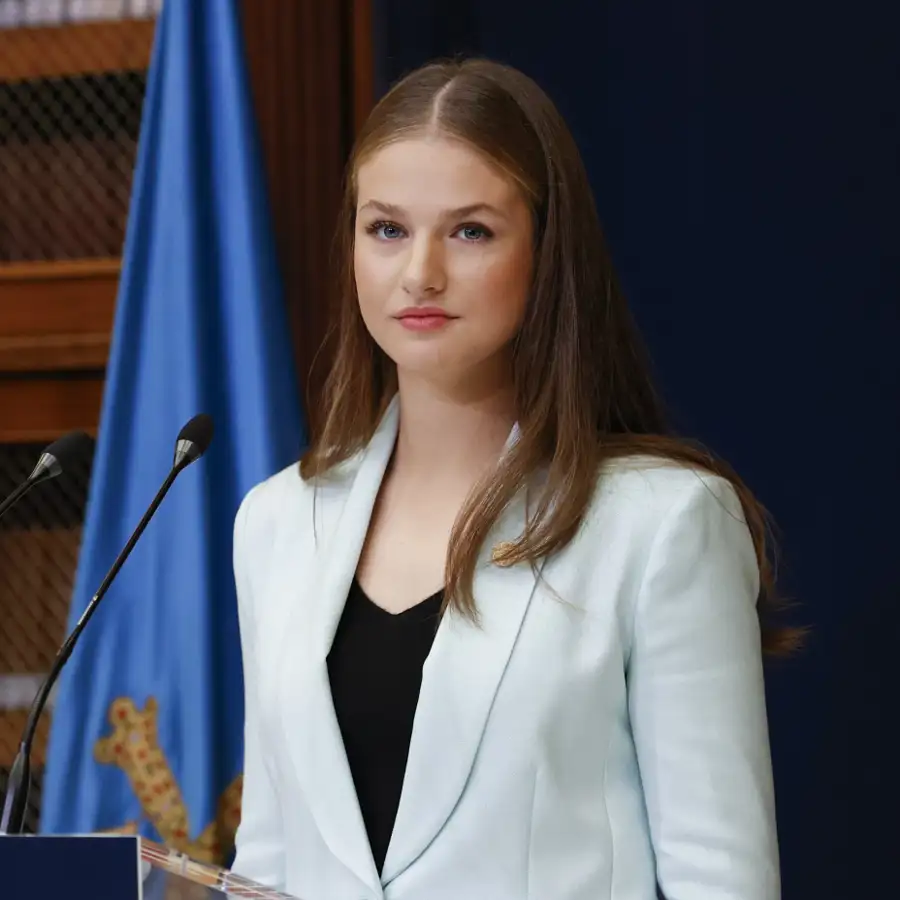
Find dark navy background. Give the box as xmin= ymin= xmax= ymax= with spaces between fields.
xmin=372 ymin=3 xmax=900 ymax=896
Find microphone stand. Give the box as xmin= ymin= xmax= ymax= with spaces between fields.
xmin=0 ymin=481 xmax=34 ymax=521
xmin=0 ymin=463 xmax=185 ymax=835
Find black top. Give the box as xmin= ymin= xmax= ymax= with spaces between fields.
xmin=326 ymin=577 xmax=443 ymax=875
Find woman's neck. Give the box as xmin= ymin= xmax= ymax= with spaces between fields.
xmin=392 ymin=371 xmax=517 ymax=484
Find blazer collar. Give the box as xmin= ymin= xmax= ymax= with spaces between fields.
xmin=276 ymin=396 xmax=539 ymax=894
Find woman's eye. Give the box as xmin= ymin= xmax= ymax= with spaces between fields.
xmin=367 ymin=221 xmax=405 ymax=240
xmin=457 ymin=224 xmax=492 ymax=242
xmin=364 ymin=221 xmax=492 ymax=242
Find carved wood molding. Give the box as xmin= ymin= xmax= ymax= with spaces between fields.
xmin=0 ymin=333 xmax=110 ymax=373
xmin=0 ymin=257 xmax=120 ymax=281
xmin=0 ymin=19 xmax=156 ymax=83
xmin=0 ymin=376 xmax=104 ymax=443
xmin=0 ymin=258 xmax=118 ymax=373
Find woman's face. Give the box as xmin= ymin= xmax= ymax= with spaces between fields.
xmin=354 ymin=135 xmax=534 ymax=390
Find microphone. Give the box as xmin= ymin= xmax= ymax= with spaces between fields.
xmin=0 ymin=431 xmax=95 ymax=523
xmin=0 ymin=413 xmax=215 ymax=835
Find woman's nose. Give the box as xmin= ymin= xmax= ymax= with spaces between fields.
xmin=401 ymin=234 xmax=447 ymax=296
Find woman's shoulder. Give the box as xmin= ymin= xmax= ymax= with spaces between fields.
xmin=570 ymin=456 xmax=756 ymax=617
xmin=588 ymin=453 xmax=746 ymax=528
xmin=234 ymin=452 xmax=363 ymax=545
xmin=239 ymin=457 xmax=305 ymax=511
xmin=233 ymin=462 xmax=302 ymax=551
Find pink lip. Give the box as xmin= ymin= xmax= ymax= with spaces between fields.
xmin=394 ymin=307 xmax=457 ymax=332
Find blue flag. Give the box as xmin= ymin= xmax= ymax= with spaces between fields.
xmin=40 ymin=1 xmax=304 ymax=861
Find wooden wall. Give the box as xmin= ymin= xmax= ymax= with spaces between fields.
xmin=0 ymin=0 xmax=373 ymax=441
xmin=0 ymin=1 xmax=373 ymax=808
xmin=242 ymin=0 xmax=374 ymax=431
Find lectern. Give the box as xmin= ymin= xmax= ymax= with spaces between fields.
xmin=0 ymin=834 xmax=301 ymax=899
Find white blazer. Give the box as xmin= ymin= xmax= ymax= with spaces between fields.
xmin=230 ymin=399 xmax=780 ymax=900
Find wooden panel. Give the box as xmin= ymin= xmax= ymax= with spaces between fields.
xmin=0 ymin=259 xmax=118 ymax=372
xmin=0 ymin=377 xmax=104 ymax=443
xmin=351 ymin=0 xmax=375 ymax=134
xmin=241 ymin=0 xmax=373 ymax=436
xmin=241 ymin=0 xmax=345 ymax=435
xmin=0 ymin=20 xmax=155 ymax=83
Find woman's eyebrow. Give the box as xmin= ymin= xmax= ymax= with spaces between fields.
xmin=358 ymin=199 xmax=507 ymax=219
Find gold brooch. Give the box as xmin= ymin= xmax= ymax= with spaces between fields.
xmin=492 ymin=541 xmax=516 ymax=566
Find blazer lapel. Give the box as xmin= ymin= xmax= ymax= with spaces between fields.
xmin=276 ymin=399 xmax=400 ymax=896
xmin=381 ymin=455 xmax=543 ymax=885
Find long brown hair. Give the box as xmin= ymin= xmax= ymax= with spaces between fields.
xmin=301 ymin=58 xmax=799 ymax=656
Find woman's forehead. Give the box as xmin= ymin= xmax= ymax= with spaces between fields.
xmin=356 ymin=137 xmax=522 ymax=212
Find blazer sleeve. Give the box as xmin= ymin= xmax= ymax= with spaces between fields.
xmin=230 ymin=487 xmax=286 ymax=889
xmin=626 ymin=474 xmax=780 ymax=899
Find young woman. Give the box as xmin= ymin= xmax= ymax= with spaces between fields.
xmin=231 ymin=58 xmax=794 ymax=900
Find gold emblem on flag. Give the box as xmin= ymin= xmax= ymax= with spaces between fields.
xmin=94 ymin=697 xmax=242 ymax=865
